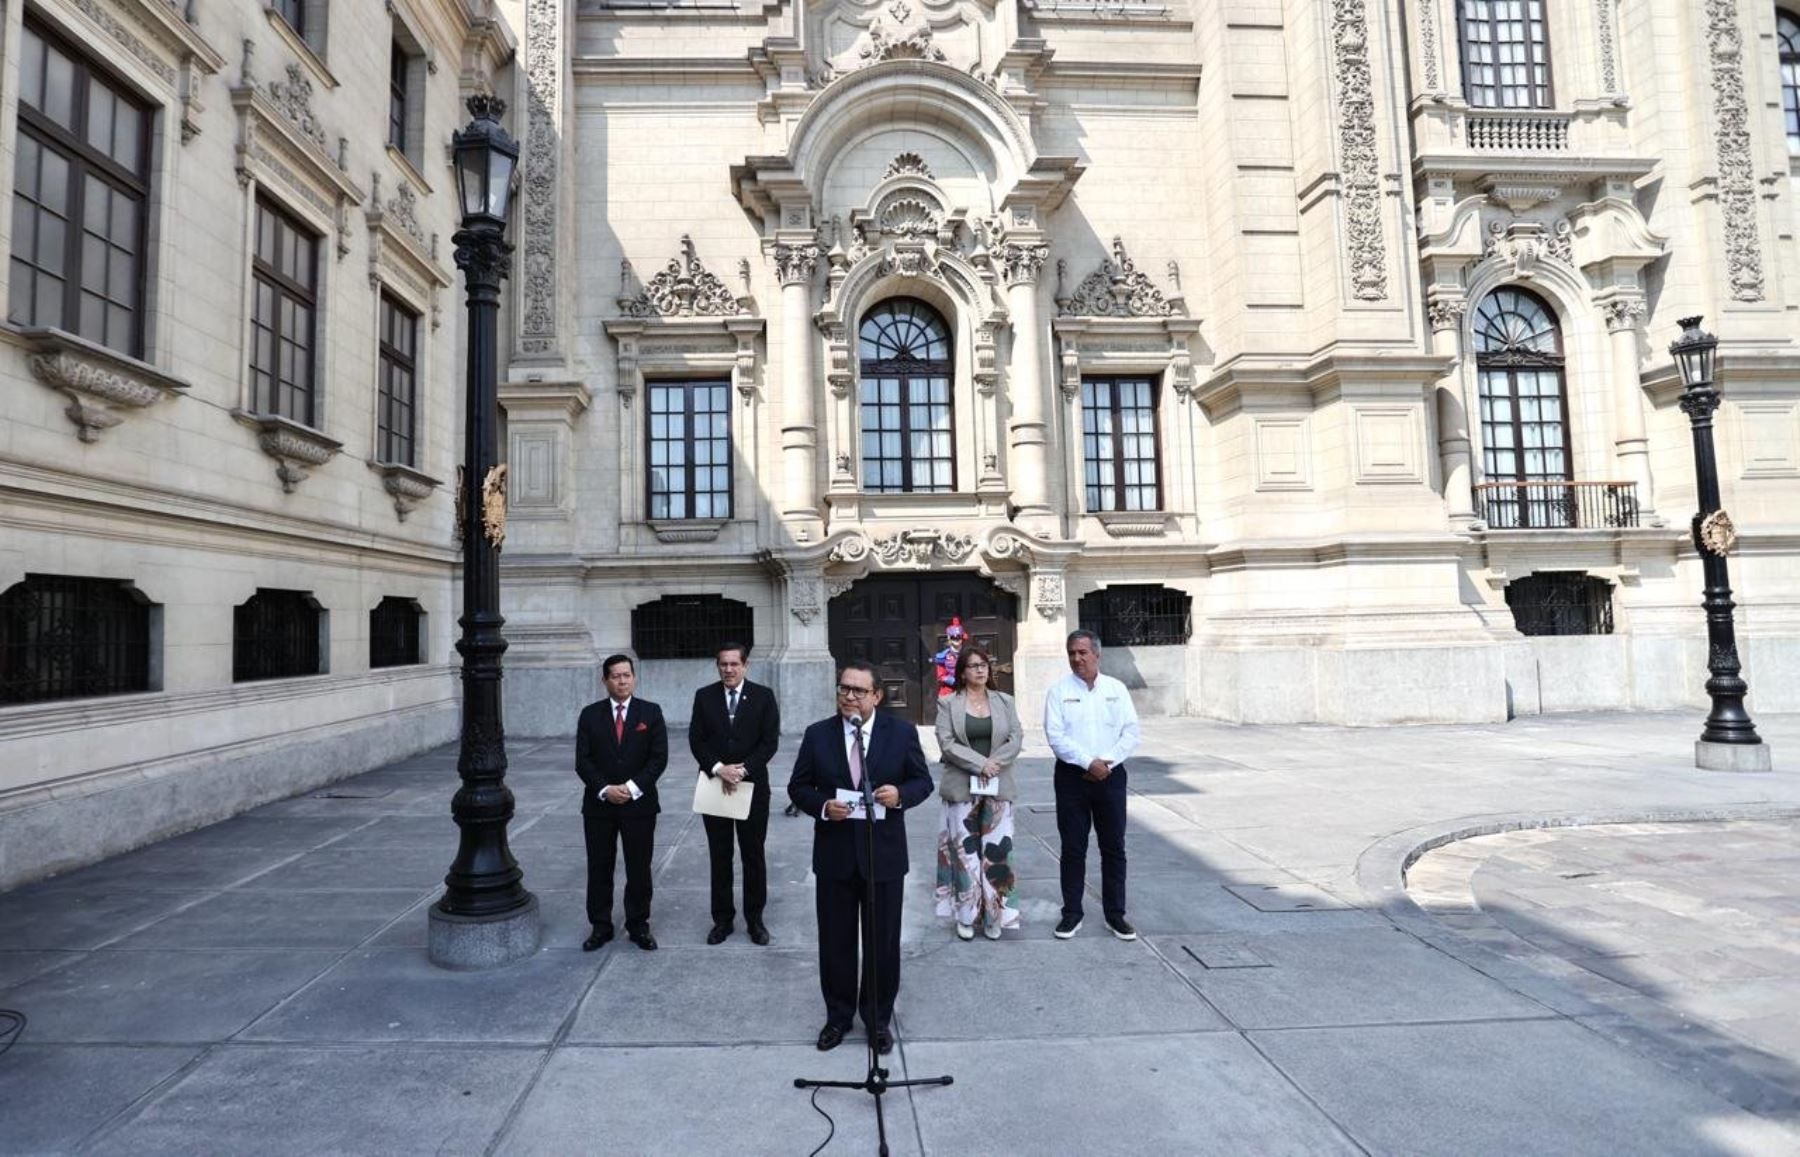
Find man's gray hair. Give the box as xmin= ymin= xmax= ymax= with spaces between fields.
xmin=1066 ymin=629 xmax=1102 ymax=652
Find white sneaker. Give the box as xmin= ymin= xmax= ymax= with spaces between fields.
xmin=955 ymin=923 xmax=974 ymax=941
xmin=984 ymin=922 xmax=1002 ymax=940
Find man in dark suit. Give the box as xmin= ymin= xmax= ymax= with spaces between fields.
xmin=689 ymin=641 xmax=781 ymax=946
xmin=576 ymin=653 xmax=668 ymax=951
xmin=787 ymin=659 xmax=933 ymax=1055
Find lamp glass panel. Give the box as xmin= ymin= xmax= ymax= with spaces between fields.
xmin=456 ymin=146 xmax=488 ymax=219
xmin=486 ymin=150 xmax=515 ymax=217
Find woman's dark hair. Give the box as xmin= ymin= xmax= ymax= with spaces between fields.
xmin=953 ymin=645 xmax=994 ymax=691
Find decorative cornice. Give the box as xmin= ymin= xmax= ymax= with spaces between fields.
xmin=1330 ymin=0 xmax=1389 ymax=301
xmin=232 ymin=40 xmax=363 ymax=256
xmin=649 ymin=519 xmax=727 ymax=543
xmin=619 ymin=235 xmax=753 ymax=318
xmin=827 ymin=527 xmax=979 ymax=568
xmin=21 ymin=327 xmax=188 ymax=442
xmin=1095 ymin=511 xmax=1170 ymax=538
xmin=233 ymin=410 xmax=343 ymax=492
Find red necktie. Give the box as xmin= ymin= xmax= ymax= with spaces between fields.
xmin=614 ymin=703 xmax=625 ymax=744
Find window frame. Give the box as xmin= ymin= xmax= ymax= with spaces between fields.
xmin=1080 ymin=375 xmax=1164 ymax=513
xmin=1457 ymin=0 xmax=1556 ymax=110
xmin=1779 ymin=9 xmax=1800 ymax=157
xmin=271 ymin=0 xmax=306 ymax=38
xmin=388 ymin=39 xmax=410 ymax=156
xmin=376 ymin=291 xmax=420 ymax=467
xmin=232 ymin=588 xmax=324 ymax=682
xmin=249 ymin=196 xmax=323 ymax=427
xmin=8 ymin=17 xmax=153 ymax=358
xmin=1473 ymin=287 xmax=1575 ymax=529
xmin=645 ymin=378 xmax=734 ymax=521
xmin=857 ymin=297 xmax=957 ymax=494
xmin=369 ymin=596 xmax=424 ymax=668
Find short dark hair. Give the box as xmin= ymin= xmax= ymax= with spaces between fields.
xmin=836 ymin=658 xmax=879 ymax=689
xmin=716 ymin=641 xmax=750 ymax=663
xmin=602 ymin=653 xmax=635 ymax=677
xmin=953 ymin=645 xmax=993 ymax=691
xmin=1065 ymin=629 xmax=1101 ymax=652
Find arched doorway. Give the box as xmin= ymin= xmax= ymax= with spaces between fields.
xmin=827 ymin=573 xmax=1017 ymax=724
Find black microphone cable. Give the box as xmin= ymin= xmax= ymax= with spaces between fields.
xmin=806 ymin=1084 xmax=836 ymax=1156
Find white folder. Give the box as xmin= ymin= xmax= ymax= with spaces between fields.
xmin=692 ymin=770 xmax=754 ymax=821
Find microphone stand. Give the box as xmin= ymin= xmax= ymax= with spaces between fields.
xmin=794 ymin=715 xmax=953 ymax=1155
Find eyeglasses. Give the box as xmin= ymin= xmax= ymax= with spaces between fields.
xmin=836 ymin=684 xmax=876 ymax=699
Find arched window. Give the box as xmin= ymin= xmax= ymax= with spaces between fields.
xmin=859 ymin=298 xmax=955 ymax=493
xmin=1458 ymin=1 xmax=1553 ymax=109
xmin=1780 ymin=10 xmax=1800 ymax=156
xmin=234 ymin=589 xmax=323 ymax=682
xmin=370 ymin=597 xmax=424 ymax=668
xmin=1506 ymin=572 xmax=1614 ymax=636
xmin=1474 ymin=288 xmax=1572 ymax=528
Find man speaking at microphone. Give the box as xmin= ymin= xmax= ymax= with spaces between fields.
xmin=788 ymin=660 xmax=933 ymax=1056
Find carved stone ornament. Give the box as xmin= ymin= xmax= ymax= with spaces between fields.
xmin=1703 ymin=0 xmax=1764 ymax=302
xmin=1032 ymin=572 xmax=1065 ymax=620
xmin=619 ymin=236 xmax=750 ymax=318
xmin=998 ymin=242 xmax=1050 ymax=287
xmin=884 ymin=152 xmax=934 ymax=180
xmin=1699 ymin=509 xmax=1738 ymax=556
xmin=373 ymin=461 xmax=442 ymax=521
xmin=481 ymin=464 xmax=509 ymax=548
xmin=236 ymin=410 xmax=343 ymax=492
xmin=774 ymin=243 xmax=822 ymax=286
xmin=1096 ymin=511 xmax=1169 ymax=538
xmin=878 ymin=196 xmax=942 ymax=238
xmin=24 ymin=330 xmax=188 ymax=442
xmin=519 ymin=0 xmax=561 ymax=355
xmin=384 ymin=179 xmax=426 ymax=248
xmin=789 ymin=575 xmax=824 ymax=625
xmin=1481 ymin=218 xmax=1573 ymax=274
xmin=266 ymin=63 xmax=329 ymax=153
xmin=1330 ymin=0 xmax=1389 ymax=301
xmin=1602 ymin=298 xmax=1646 ymax=333
xmin=1059 ymin=237 xmax=1182 ymax=317
xmin=1427 ymin=297 xmax=1467 ymax=332
xmin=828 ymin=529 xmax=977 ymax=569
xmin=857 ymin=19 xmax=947 ymax=67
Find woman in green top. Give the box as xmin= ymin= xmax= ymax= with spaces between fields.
xmin=933 ymin=645 xmax=1024 ymax=940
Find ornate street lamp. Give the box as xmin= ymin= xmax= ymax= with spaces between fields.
xmin=1670 ymin=316 xmax=1771 ymax=772
xmin=428 ymin=94 xmax=541 ymax=965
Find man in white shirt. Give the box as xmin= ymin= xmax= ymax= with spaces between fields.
xmin=1043 ymin=629 xmax=1142 ymax=941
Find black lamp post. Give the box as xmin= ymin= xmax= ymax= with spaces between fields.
xmin=428 ymin=93 xmax=540 ymax=966
xmin=1670 ymin=316 xmax=1769 ymax=772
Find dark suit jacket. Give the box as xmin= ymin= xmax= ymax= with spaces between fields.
xmin=576 ymin=697 xmax=668 ymax=817
xmin=787 ymin=711 xmax=933 ymax=882
xmin=689 ymin=679 xmax=781 ymax=786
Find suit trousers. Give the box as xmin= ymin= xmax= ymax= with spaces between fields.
xmin=815 ymin=868 xmax=902 ymax=1031
xmin=1054 ymin=761 xmax=1129 ymax=922
xmin=702 ymin=780 xmax=771 ymax=924
xmin=583 ymin=809 xmax=656 ymax=932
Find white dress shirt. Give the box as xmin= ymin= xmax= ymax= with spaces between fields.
xmin=822 ymin=713 xmax=888 ymax=818
xmin=604 ymin=696 xmax=643 ymax=801
xmin=710 ymin=682 xmax=746 ymax=775
xmin=1043 ymin=672 xmax=1141 ymax=769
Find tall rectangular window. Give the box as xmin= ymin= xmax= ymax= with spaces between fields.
xmin=1081 ymin=377 xmax=1161 ymax=512
xmin=250 ymin=198 xmax=321 ymax=426
xmin=377 ymin=293 xmax=418 ymax=466
xmin=388 ymin=41 xmax=409 ymax=154
xmin=8 ymin=20 xmax=150 ymax=356
xmin=272 ymin=0 xmax=305 ymax=36
xmin=648 ymin=380 xmax=732 ymax=520
xmin=1459 ymin=0 xmax=1553 ymax=109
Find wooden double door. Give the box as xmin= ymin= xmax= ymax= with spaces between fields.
xmin=828 ymin=574 xmax=1017 ymax=725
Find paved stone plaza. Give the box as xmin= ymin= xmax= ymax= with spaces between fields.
xmin=2 ymin=712 xmax=1799 ymax=1155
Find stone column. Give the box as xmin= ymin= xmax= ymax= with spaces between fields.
xmin=775 ymin=242 xmax=821 ymax=537
xmin=1605 ymin=297 xmax=1658 ymax=522
xmin=1001 ymin=240 xmax=1052 ymax=534
xmin=1428 ymin=297 xmax=1477 ymax=524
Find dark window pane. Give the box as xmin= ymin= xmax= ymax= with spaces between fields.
xmin=0 ymin=574 xmax=152 ymax=703
xmin=370 ymin=597 xmax=423 ymax=667
xmin=1506 ymin=572 xmax=1614 ymax=636
xmin=233 ymin=589 xmax=321 ymax=681
xmin=631 ymin=595 xmax=753 ymax=660
xmin=1076 ymin=584 xmax=1192 ymax=648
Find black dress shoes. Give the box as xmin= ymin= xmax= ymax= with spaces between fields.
xmin=747 ymin=921 xmax=771 ymax=946
xmin=872 ymin=1026 xmax=895 ymax=1056
xmin=816 ymin=1023 xmax=847 ymax=1052
xmin=706 ymin=923 xmax=733 ymax=945
xmin=627 ymin=928 xmax=658 ymax=951
xmin=581 ymin=926 xmax=614 ymax=952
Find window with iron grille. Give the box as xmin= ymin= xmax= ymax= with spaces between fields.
xmin=1475 ymin=287 xmax=1572 ymax=528
xmin=8 ymin=19 xmax=151 ymax=356
xmin=631 ymin=595 xmax=753 ymax=660
xmin=234 ymin=589 xmax=323 ymax=681
xmin=1077 ymin=584 xmax=1193 ymax=648
xmin=377 ymin=293 xmax=419 ymax=467
xmin=1458 ymin=0 xmax=1554 ymax=109
xmin=1081 ymin=377 xmax=1161 ymax=512
xmin=0 ymin=575 xmax=152 ymax=704
xmin=859 ymin=298 xmax=955 ymax=492
xmin=1505 ymin=572 xmax=1614 ymax=636
xmin=1781 ymin=10 xmax=1800 ymax=156
xmin=648 ymin=380 xmax=732 ymax=520
xmin=369 ymin=596 xmax=423 ymax=668
xmin=250 ymin=198 xmax=321 ymax=426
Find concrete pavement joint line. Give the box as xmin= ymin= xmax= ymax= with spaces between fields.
xmin=1244 ymin=1014 xmax=1567 ymax=1033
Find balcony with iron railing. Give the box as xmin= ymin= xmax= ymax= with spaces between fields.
xmin=1473 ymin=480 xmax=1641 ymax=531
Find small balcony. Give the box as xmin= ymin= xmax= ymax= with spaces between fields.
xmin=1474 ymin=480 xmax=1641 ymax=530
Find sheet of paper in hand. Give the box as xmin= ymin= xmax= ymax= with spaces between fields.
xmin=968 ymin=776 xmax=999 ymax=797
xmin=693 ymin=771 xmax=754 ymax=821
xmin=835 ymin=788 xmax=887 ymax=821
